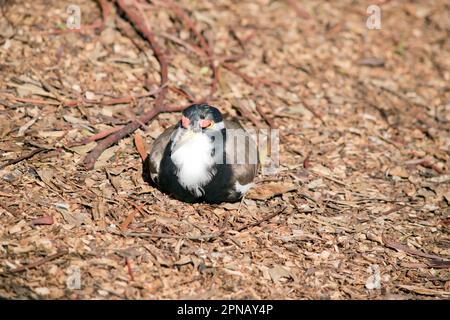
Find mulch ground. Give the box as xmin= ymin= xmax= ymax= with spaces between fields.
xmin=0 ymin=0 xmax=449 ymax=299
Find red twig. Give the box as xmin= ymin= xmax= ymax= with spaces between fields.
xmin=223 ymin=63 xmax=259 ymax=87
xmin=303 ymin=152 xmax=311 ymax=169
xmin=168 ymin=85 xmax=196 ymax=102
xmin=125 ymin=257 xmax=135 ymax=281
xmin=0 ymin=250 xmax=67 ymax=275
xmin=4 ymin=95 xmax=60 ymax=106
xmin=83 ymin=0 xmax=177 ymax=170
xmin=301 ymin=98 xmax=325 ymax=124
xmin=405 ymin=157 xmax=445 ymax=174
xmin=234 ymin=103 xmax=263 ymax=129
xmin=166 ymin=0 xmax=218 ymax=99
xmin=66 ymin=127 xmax=123 ymax=148
xmin=255 ymin=103 xmax=277 ymax=128
xmin=237 ymin=206 xmax=287 ymax=232
xmin=222 ymin=63 xmax=279 ymax=89
xmin=284 ymin=0 xmax=311 ymax=19
xmin=166 ymin=1 xmax=209 ymax=51
xmin=222 ymin=64 xmax=277 ymax=128
xmin=77 ymin=0 xmax=275 ymax=168
xmin=5 ymin=88 xmax=162 ymax=108
xmin=166 ymin=5 xmax=275 ymax=127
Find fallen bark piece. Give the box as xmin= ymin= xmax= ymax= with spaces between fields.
xmin=246 ymin=182 xmax=296 ymax=200
xmin=398 ymin=285 xmax=450 ymax=297
xmin=31 ymin=216 xmax=54 ymax=225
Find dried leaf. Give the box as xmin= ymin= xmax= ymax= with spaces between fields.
xmin=247 ymin=182 xmax=296 ymax=200
xmin=16 ymin=83 xmax=54 ymax=98
xmin=134 ymin=133 xmax=147 ymax=161
xmin=69 ymin=142 xmax=97 ymax=155
xmin=55 ymin=204 xmax=87 ymax=226
xmin=106 ymin=170 xmax=122 ymax=192
xmin=94 ymin=146 xmax=119 ymax=169
xmin=268 ymin=265 xmax=292 ymax=282
xmin=389 ymin=166 xmax=409 ymax=178
xmin=174 ymin=256 xmax=192 ymax=266
xmin=9 ymin=220 xmax=26 ymax=234
xmin=307 ymin=178 xmax=325 ymax=190
xmin=18 ymin=118 xmax=37 ymax=136
xmin=36 ymin=167 xmax=57 ymax=189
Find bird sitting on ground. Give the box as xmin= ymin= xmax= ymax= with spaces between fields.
xmin=144 ymin=103 xmax=258 ymax=203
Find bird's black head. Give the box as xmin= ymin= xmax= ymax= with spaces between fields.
xmin=180 ymin=104 xmax=223 ymax=132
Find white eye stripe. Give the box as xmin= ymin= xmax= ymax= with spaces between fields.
xmin=212 ymin=121 xmax=224 ymax=130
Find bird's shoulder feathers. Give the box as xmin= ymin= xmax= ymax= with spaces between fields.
xmin=148 ymin=125 xmax=177 ymax=184
xmin=223 ymin=120 xmax=258 ymax=190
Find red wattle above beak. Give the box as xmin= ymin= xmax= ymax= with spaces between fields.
xmin=181 ymin=116 xmax=190 ymax=128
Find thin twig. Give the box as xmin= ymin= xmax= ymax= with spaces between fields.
xmin=0 ymin=250 xmax=68 ymax=275
xmin=255 ymin=103 xmax=277 ymax=128
xmin=83 ymin=0 xmax=175 ymax=170
xmin=0 ymin=147 xmax=47 ymax=169
xmin=66 ymin=127 xmax=123 ymax=148
xmin=120 ymin=202 xmax=146 ymax=231
xmin=237 ymin=206 xmax=287 ymax=232
xmin=4 ymin=88 xmax=163 ymax=108
xmin=0 ymin=202 xmax=18 ymax=216
xmin=232 ymin=100 xmax=263 ymax=129
xmin=124 ymin=229 xmax=225 ymax=242
xmin=165 ymin=0 xmax=218 ymax=99
xmin=383 ymin=236 xmax=450 ymax=263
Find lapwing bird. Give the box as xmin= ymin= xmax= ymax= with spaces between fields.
xmin=145 ymin=104 xmax=258 ymax=203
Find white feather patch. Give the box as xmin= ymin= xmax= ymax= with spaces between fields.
xmin=171 ymin=132 xmax=216 ymax=197
xmin=235 ymin=181 xmax=254 ymax=195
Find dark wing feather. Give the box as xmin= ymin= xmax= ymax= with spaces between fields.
xmin=224 ymin=120 xmax=258 ymax=188
xmin=147 ymin=125 xmax=177 ymax=185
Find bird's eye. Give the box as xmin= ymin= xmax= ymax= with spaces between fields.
xmin=181 ymin=116 xmax=190 ymax=128
xmin=200 ymin=119 xmax=213 ymax=128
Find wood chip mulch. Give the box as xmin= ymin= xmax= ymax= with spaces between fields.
xmin=0 ymin=0 xmax=449 ymax=299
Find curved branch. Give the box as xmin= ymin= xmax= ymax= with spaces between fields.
xmin=83 ymin=0 xmax=172 ymax=170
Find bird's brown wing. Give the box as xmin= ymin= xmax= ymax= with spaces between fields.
xmin=147 ymin=125 xmax=177 ymax=184
xmin=224 ymin=120 xmax=258 ymax=188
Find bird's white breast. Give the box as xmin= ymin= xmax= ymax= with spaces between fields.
xmin=171 ymin=132 xmax=216 ymax=197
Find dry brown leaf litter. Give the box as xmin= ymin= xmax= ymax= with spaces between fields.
xmin=0 ymin=0 xmax=449 ymax=299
